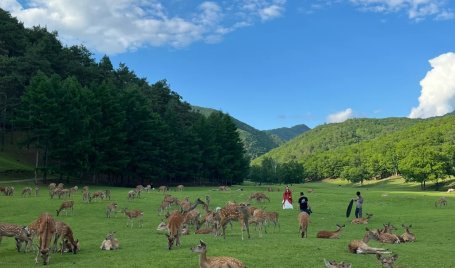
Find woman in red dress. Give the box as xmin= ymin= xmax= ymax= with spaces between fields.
xmin=282 ymin=185 xmax=293 ymax=209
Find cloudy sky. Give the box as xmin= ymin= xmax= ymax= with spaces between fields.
xmin=2 ymin=0 xmax=455 ymax=129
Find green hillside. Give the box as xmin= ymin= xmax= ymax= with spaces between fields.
xmin=265 ymin=124 xmax=310 ymax=142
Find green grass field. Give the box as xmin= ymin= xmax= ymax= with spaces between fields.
xmin=0 ymin=179 xmax=454 ymax=268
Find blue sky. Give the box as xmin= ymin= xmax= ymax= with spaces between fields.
xmin=2 ymin=0 xmax=455 ymax=129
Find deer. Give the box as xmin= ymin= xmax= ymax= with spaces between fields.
xmin=323 ymin=259 xmax=352 ymax=268
xmin=298 ymin=211 xmax=310 ymax=238
xmin=158 ymin=185 xmax=168 ymax=192
xmin=56 ymin=200 xmax=74 ymax=216
xmin=123 ymin=208 xmax=144 ymax=228
xmin=219 ymin=203 xmax=251 ymax=240
xmin=195 ymin=227 xmax=216 ymax=235
xmin=218 ymin=186 xmax=230 ymax=191
xmin=92 ymin=191 xmax=105 ymax=201
xmin=21 ymin=187 xmax=32 ymax=197
xmin=53 ymin=221 xmax=79 ymax=254
xmin=70 ymin=186 xmax=78 ymax=195
xmin=307 ymin=188 xmax=314 ymax=193
xmin=104 ymin=189 xmax=111 ymax=200
xmin=0 ymin=223 xmax=33 ymax=252
xmin=48 ymin=183 xmax=56 ymax=192
xmin=400 ymin=224 xmax=415 ymax=242
xmin=35 ymin=213 xmax=56 ymax=265
xmin=264 ymin=211 xmax=280 ymax=231
xmin=191 ymin=240 xmax=246 ymax=268
xmin=127 ymin=190 xmax=137 ymax=201
xmin=57 ymin=183 xmax=64 ymax=189
xmin=82 ymin=186 xmax=89 ymax=192
xmin=317 ymin=224 xmax=345 ymax=239
xmin=250 ymin=209 xmax=268 ymax=237
xmin=145 ymin=185 xmax=152 ymax=192
xmin=348 ymin=228 xmax=391 ymax=254
xmin=166 ymin=198 xmax=206 ymax=250
xmin=435 ymin=196 xmax=447 ymax=207
xmin=248 ymin=192 xmax=270 ymax=203
xmin=82 ymin=190 xmax=91 ymax=203
xmin=351 ymin=213 xmax=373 ymax=224
xmin=106 ymin=203 xmax=118 ymax=218
xmin=50 ymin=188 xmax=61 ymax=199
xmin=376 ymin=253 xmax=401 ymax=268
xmin=176 ymin=184 xmax=184 ymax=191
xmin=100 ymin=232 xmax=120 ymax=250
xmin=447 ymin=188 xmax=454 ymax=193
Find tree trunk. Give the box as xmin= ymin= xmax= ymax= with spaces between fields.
xmin=42 ymin=146 xmax=48 ymax=184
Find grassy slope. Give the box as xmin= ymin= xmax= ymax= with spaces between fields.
xmin=1 ymin=179 xmax=454 ymax=267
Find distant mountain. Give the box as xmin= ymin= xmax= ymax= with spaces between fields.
xmin=192 ymin=106 xmax=310 ymax=159
xmin=265 ymin=124 xmax=310 ymax=143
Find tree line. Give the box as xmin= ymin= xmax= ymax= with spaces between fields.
xmin=0 ymin=9 xmax=248 ymax=186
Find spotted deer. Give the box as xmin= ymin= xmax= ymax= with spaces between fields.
xmin=0 ymin=223 xmax=32 ymax=252
xmin=250 ymin=209 xmax=268 ymax=237
xmin=176 ymin=184 xmax=184 ymax=191
xmin=58 ymin=188 xmax=71 ymax=199
xmin=166 ymin=198 xmax=206 ymax=250
xmin=35 ymin=213 xmax=56 ymax=265
xmin=264 ymin=211 xmax=280 ymax=231
xmin=53 ymin=221 xmax=79 ymax=254
xmin=48 ymin=183 xmax=56 ymax=192
xmin=145 ymin=185 xmax=152 ymax=192
xmin=219 ymin=203 xmax=251 ymax=240
xmin=21 ymin=187 xmax=32 ymax=197
xmin=56 ymin=200 xmax=74 ymax=216
xmin=376 ymin=253 xmax=401 ymax=268
xmin=191 ymin=240 xmax=245 ymax=268
xmin=100 ymin=232 xmax=120 ymax=250
xmin=351 ymin=213 xmax=373 ymax=224
xmin=317 ymin=224 xmax=345 ymax=239
xmin=435 ymin=197 xmax=447 ymax=207
xmin=106 ymin=203 xmax=118 ymax=218
xmin=248 ymin=192 xmax=270 ymax=202
xmin=400 ymin=224 xmax=416 ymax=242
xmin=323 ymin=259 xmax=352 ymax=268
xmin=123 ymin=208 xmax=144 ymax=228
xmin=348 ymin=228 xmax=391 ymax=254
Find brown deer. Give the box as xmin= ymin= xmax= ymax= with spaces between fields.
xmin=400 ymin=224 xmax=415 ymax=242
xmin=127 ymin=190 xmax=137 ymax=201
xmin=195 ymin=227 xmax=216 ymax=235
xmin=56 ymin=200 xmax=74 ymax=216
xmin=166 ymin=198 xmax=206 ymax=250
xmin=82 ymin=186 xmax=89 ymax=192
xmin=248 ymin=192 xmax=270 ymax=202
xmin=92 ymin=191 xmax=105 ymax=201
xmin=264 ymin=211 xmax=280 ymax=231
xmin=298 ymin=211 xmax=310 ymax=238
xmin=191 ymin=240 xmax=245 ymax=268
xmin=22 ymin=187 xmax=32 ymax=197
xmin=351 ymin=213 xmax=373 ymax=224
xmin=317 ymin=224 xmax=345 ymax=239
xmin=251 ymin=209 xmax=268 ymax=237
xmin=323 ymin=259 xmax=352 ymax=268
xmin=82 ymin=190 xmax=91 ymax=203
xmin=219 ymin=203 xmax=251 ymax=240
xmin=176 ymin=184 xmax=184 ymax=191
xmin=106 ymin=203 xmax=118 ymax=218
xmin=100 ymin=232 xmax=120 ymax=250
xmin=159 ymin=185 xmax=168 ymax=192
xmin=0 ymin=223 xmax=32 ymax=252
xmin=53 ymin=221 xmax=79 ymax=254
xmin=122 ymin=208 xmax=144 ymax=228
xmin=35 ymin=213 xmax=56 ymax=265
xmin=435 ymin=197 xmax=447 ymax=207
xmin=376 ymin=253 xmax=401 ymax=268
xmin=348 ymin=228 xmax=391 ymax=254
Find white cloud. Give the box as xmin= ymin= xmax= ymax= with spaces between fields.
xmin=409 ymin=52 xmax=455 ymax=119
xmin=349 ymin=0 xmax=454 ymax=20
xmin=326 ymin=108 xmax=355 ymax=123
xmin=0 ymin=0 xmax=286 ymax=54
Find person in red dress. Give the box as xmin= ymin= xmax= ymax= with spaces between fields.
xmin=282 ymin=185 xmax=293 ymax=209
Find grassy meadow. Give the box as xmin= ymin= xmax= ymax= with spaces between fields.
xmin=0 ymin=179 xmax=454 ymax=268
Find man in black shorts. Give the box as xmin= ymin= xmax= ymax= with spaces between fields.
xmin=298 ymin=192 xmax=311 ymax=214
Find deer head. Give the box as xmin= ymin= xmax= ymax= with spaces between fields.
xmin=191 ymin=240 xmax=207 ymax=254
xmin=376 ymin=253 xmax=399 ymax=268
xmin=166 ymin=233 xmax=176 ymax=250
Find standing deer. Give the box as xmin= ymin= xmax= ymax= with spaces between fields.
xmin=106 ymin=203 xmax=118 ymax=218
xmin=400 ymin=224 xmax=415 ymax=242
xmin=0 ymin=223 xmax=32 ymax=252
xmin=317 ymin=224 xmax=345 ymax=239
xmin=35 ymin=213 xmax=56 ymax=265
xmin=348 ymin=228 xmax=391 ymax=254
xmin=56 ymin=201 xmax=74 ymax=216
xmin=22 ymin=187 xmax=32 ymax=197
xmin=251 ymin=209 xmax=268 ymax=237
xmin=53 ymin=221 xmax=79 ymax=254
xmin=104 ymin=189 xmax=111 ymax=200
xmin=158 ymin=185 xmax=168 ymax=192
xmin=323 ymin=259 xmax=352 ymax=268
xmin=92 ymin=191 xmax=105 ymax=201
xmin=219 ymin=203 xmax=251 ymax=240
xmin=82 ymin=190 xmax=91 ymax=203
xmin=176 ymin=185 xmax=184 ymax=191
xmin=127 ymin=190 xmax=137 ymax=201
xmin=351 ymin=213 xmax=373 ymax=224
xmin=191 ymin=240 xmax=245 ymax=268
xmin=122 ymin=208 xmax=144 ymax=228
xmin=298 ymin=211 xmax=310 ymax=238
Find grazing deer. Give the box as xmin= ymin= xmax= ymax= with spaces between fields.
xmin=348 ymin=228 xmax=391 ymax=254
xmin=3 ymin=186 xmax=14 ymax=196
xmin=70 ymin=186 xmax=78 ymax=195
xmin=92 ymin=191 xmax=105 ymax=201
xmin=400 ymin=224 xmax=416 ymax=242
xmin=100 ymin=232 xmax=120 ymax=250
xmin=248 ymin=192 xmax=270 ymax=202
xmin=158 ymin=200 xmax=172 ymax=215
xmin=251 ymin=209 xmax=268 ymax=237
xmin=219 ymin=203 xmax=251 ymax=240
xmin=50 ymin=188 xmax=61 ymax=199
xmin=58 ymin=188 xmax=71 ymax=199
xmin=176 ymin=185 xmax=184 ymax=191
xmin=435 ymin=197 xmax=447 ymax=207
xmin=323 ymin=259 xmax=352 ymax=268
xmin=264 ymin=211 xmax=280 ymax=231
xmin=317 ymin=224 xmax=345 ymax=239
xmin=22 ymin=187 xmax=32 ymax=197
xmin=106 ymin=203 xmax=118 ymax=218
xmin=377 ymin=253 xmax=401 ymax=268
xmin=158 ymin=185 xmax=168 ymax=192
xmin=145 ymin=185 xmax=152 ymax=192
xmin=35 ymin=213 xmax=56 ymax=265
xmin=48 ymin=183 xmax=56 ymax=192
xmin=122 ymin=208 xmax=144 ymax=228
xmin=134 ymin=187 xmax=142 ymax=198
xmin=298 ymin=211 xmax=310 ymax=238
xmin=191 ymin=240 xmax=245 ymax=268
xmin=53 ymin=221 xmax=79 ymax=254
xmin=351 ymin=213 xmax=373 ymax=224
xmin=56 ymin=200 xmax=74 ymax=216
xmin=0 ymin=223 xmax=32 ymax=252
xmin=127 ymin=190 xmax=137 ymax=201
xmin=166 ymin=198 xmax=206 ymax=250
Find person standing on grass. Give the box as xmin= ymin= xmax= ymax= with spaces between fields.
xmin=353 ymin=191 xmax=363 ymax=218
xmin=282 ymin=185 xmax=293 ymax=209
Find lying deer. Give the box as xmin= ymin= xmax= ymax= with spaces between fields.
xmin=100 ymin=232 xmax=120 ymax=250
xmin=298 ymin=211 xmax=310 ymax=238
xmin=435 ymin=197 xmax=447 ymax=207
xmin=317 ymin=224 xmax=345 ymax=239
xmin=351 ymin=213 xmax=373 ymax=224
xmin=400 ymin=224 xmax=416 ymax=242
xmin=123 ymin=208 xmax=144 ymax=228
xmin=56 ymin=200 xmax=74 ymax=216
xmin=323 ymin=258 xmax=352 ymax=268
xmin=191 ymin=240 xmax=245 ymax=268
xmin=348 ymin=228 xmax=391 ymax=254
xmin=377 ymin=253 xmax=401 ymax=268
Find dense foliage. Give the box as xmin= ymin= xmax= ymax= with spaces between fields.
xmin=253 ymin=116 xmax=455 ymax=189
xmin=265 ymin=124 xmax=310 ymax=142
xmin=0 ymin=9 xmax=248 ymax=186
